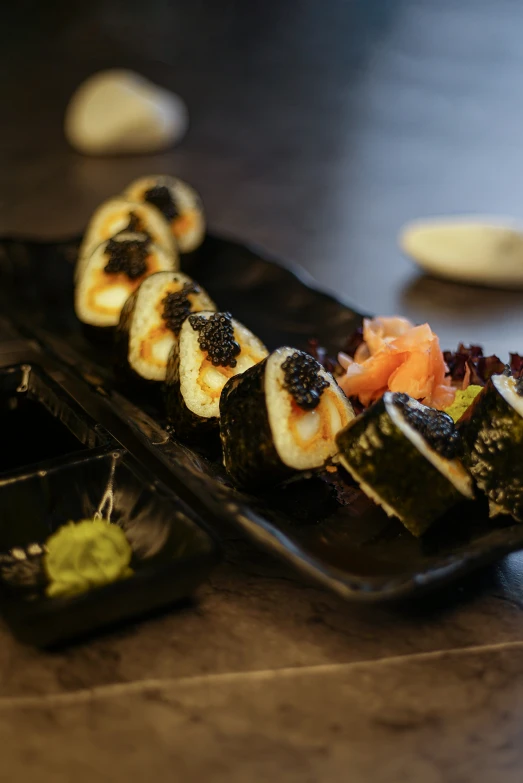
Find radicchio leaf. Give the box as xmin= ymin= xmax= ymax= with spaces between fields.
xmin=306 ymin=338 xmax=339 ymax=375
xmin=510 ymin=353 xmax=523 ymax=378
xmin=341 ymin=326 xmax=365 ymax=359
xmin=443 ymin=344 xmax=505 ymax=388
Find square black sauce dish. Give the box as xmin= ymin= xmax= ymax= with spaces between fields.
xmin=0 ymin=450 xmax=219 ymax=646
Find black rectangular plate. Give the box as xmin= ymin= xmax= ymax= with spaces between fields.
xmin=2 ymin=231 xmax=523 ymax=602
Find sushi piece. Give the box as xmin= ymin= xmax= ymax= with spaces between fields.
xmin=116 ymin=271 xmax=216 ymax=383
xmin=76 ymin=197 xmax=177 ymax=282
xmin=124 ymin=175 xmax=205 ymax=253
xmin=336 ymin=392 xmax=474 ymax=536
xmin=220 ymin=347 xmax=354 ymax=490
xmin=165 ymin=311 xmax=267 ymax=438
xmin=75 ymin=231 xmax=177 ymax=332
xmin=460 ymin=372 xmax=523 ymax=520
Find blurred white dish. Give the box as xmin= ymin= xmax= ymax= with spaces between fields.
xmin=400 ymin=216 xmax=523 ymax=288
xmin=65 ymin=69 xmax=188 ymax=156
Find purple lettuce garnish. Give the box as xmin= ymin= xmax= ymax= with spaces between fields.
xmin=510 ymin=353 xmax=523 ymax=378
xmin=306 ymin=338 xmax=338 ymax=375
xmin=307 ymin=326 xmax=366 ymax=376
xmin=341 ymin=326 xmax=365 ymax=360
xmin=443 ymin=344 xmax=508 ymax=387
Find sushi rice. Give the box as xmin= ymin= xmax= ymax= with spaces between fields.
xmin=124 ymin=271 xmax=216 ymax=382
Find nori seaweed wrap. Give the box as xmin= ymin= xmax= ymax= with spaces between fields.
xmin=460 ymin=373 xmax=523 ymax=520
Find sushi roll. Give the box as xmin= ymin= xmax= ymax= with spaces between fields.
xmin=124 ymin=175 xmax=205 ymax=253
xmin=75 ymin=231 xmax=177 ymax=333
xmin=460 ymin=372 xmax=523 ymax=520
xmin=77 ymin=197 xmax=177 ymax=282
xmin=165 ymin=311 xmax=267 ymax=438
xmin=220 ymin=347 xmax=354 ymax=490
xmin=116 ymin=271 xmax=217 ymax=383
xmin=336 ymin=392 xmax=474 ymax=536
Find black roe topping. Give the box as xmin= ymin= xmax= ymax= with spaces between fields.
xmin=515 ymin=375 xmax=523 ymax=396
xmin=392 ymin=392 xmax=459 ymax=460
xmin=281 ymin=351 xmax=329 ymax=410
xmin=126 ymin=211 xmax=144 ymax=233
xmin=144 ymin=185 xmax=178 ymax=222
xmin=104 ymin=236 xmax=150 ymax=280
xmin=161 ymin=282 xmax=201 ymax=335
xmin=188 ymin=312 xmax=241 ymax=367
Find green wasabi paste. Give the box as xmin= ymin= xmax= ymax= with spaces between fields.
xmin=44 ymin=519 xmax=132 ymax=598
xmin=444 ymin=385 xmax=483 ymax=423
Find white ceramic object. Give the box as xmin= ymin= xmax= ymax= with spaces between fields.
xmin=65 ymin=69 xmax=188 ymax=156
xmin=400 ymin=216 xmax=523 ymax=288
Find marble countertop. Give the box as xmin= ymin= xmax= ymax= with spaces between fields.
xmin=2 ymin=1 xmax=523 ymax=780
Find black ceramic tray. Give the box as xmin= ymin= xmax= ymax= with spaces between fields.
xmin=2 ymin=231 xmax=523 ymax=603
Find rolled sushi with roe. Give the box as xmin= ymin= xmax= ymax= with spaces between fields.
xmin=460 ymin=372 xmax=523 ymax=520
xmin=165 ymin=311 xmax=267 ymax=438
xmin=124 ymin=175 xmax=205 ymax=253
xmin=75 ymin=231 xmax=177 ymax=334
xmin=336 ymin=392 xmax=474 ymax=536
xmin=116 ymin=271 xmax=216 ymax=383
xmin=76 ymin=197 xmax=177 ymax=282
xmin=220 ymin=347 xmax=354 ymax=490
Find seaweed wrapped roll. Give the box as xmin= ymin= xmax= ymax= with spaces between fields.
xmin=460 ymin=372 xmax=523 ymax=520
xmin=77 ymin=197 xmax=177 ymax=282
xmin=336 ymin=392 xmax=474 ymax=536
xmin=124 ymin=175 xmax=205 ymax=253
xmin=75 ymin=231 xmax=177 ymax=331
xmin=220 ymin=347 xmax=354 ymax=490
xmin=116 ymin=271 xmax=216 ymax=383
xmin=166 ymin=311 xmax=267 ymax=438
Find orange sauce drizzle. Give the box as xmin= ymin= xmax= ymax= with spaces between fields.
xmin=139 ymin=282 xmax=206 ymax=367
xmin=87 ymin=255 xmax=160 ymax=316
xmin=172 ymin=210 xmax=196 ymax=238
xmin=288 ymin=388 xmax=350 ymax=451
xmin=197 ymin=342 xmax=266 ymax=398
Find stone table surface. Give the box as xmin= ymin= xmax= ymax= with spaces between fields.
xmin=2 ymin=1 xmax=523 ymax=781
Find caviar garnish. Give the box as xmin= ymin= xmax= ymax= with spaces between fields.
xmin=392 ymin=393 xmax=459 ymax=459
xmin=281 ymin=351 xmax=329 ymax=410
xmin=126 ymin=211 xmax=144 ymax=233
xmin=162 ymin=282 xmax=201 ymax=335
xmin=188 ymin=312 xmax=241 ymax=368
xmin=144 ymin=185 xmax=178 ymax=222
xmin=104 ymin=235 xmax=149 ymax=280
xmin=515 ymin=375 xmax=523 ymax=396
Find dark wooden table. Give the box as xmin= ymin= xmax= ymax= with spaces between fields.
xmin=2 ymin=2 xmax=523 ymax=781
